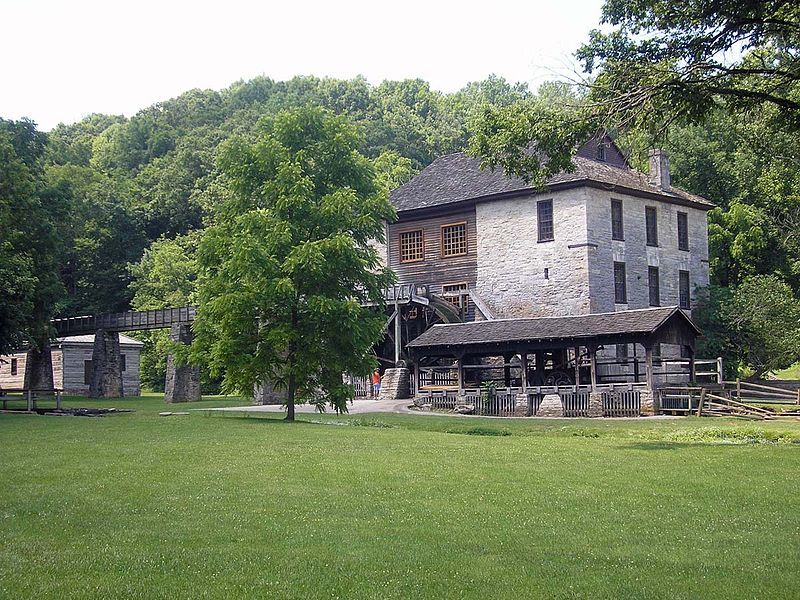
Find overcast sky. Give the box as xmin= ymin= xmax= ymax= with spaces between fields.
xmin=1 ymin=0 xmax=604 ymax=131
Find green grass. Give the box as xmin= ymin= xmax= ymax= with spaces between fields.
xmin=774 ymin=362 xmax=800 ymax=380
xmin=2 ymin=394 xmax=800 ymax=598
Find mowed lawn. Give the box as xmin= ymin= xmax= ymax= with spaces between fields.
xmin=2 ymin=395 xmax=800 ymax=599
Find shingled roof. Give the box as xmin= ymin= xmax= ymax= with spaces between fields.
xmin=407 ymin=307 xmax=700 ymax=350
xmin=390 ymin=153 xmax=714 ymax=213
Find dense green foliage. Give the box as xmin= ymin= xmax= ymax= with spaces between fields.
xmin=2 ymin=398 xmax=800 ymax=598
xmin=192 ymin=107 xmax=395 ymax=416
xmin=0 ymin=119 xmax=65 ymax=354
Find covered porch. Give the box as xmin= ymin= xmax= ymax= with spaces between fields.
xmin=406 ymin=307 xmax=703 ymax=417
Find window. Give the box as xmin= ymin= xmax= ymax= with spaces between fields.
xmin=442 ymin=283 xmax=470 ymax=313
xmin=441 ymin=222 xmax=467 ymax=257
xmin=399 ymin=230 xmax=424 ymax=263
xmin=613 ymin=262 xmax=627 ymax=303
xmin=679 ymin=270 xmax=691 ymax=309
xmin=648 ymin=266 xmax=660 ymax=307
xmin=616 ymin=344 xmax=629 ymax=360
xmin=596 ymin=143 xmax=607 ymax=162
xmin=537 ymin=200 xmax=554 ymax=242
xmin=681 ymin=345 xmax=692 ymax=359
xmin=11 ymin=358 xmax=17 ymax=376
xmin=611 ymin=199 xmax=624 ymax=240
xmin=645 ymin=207 xmax=658 ymax=246
xmin=120 ymin=354 xmax=126 ymax=372
xmin=84 ymin=360 xmax=93 ymax=385
xmin=677 ymin=212 xmax=689 ymax=251
xmin=652 ymin=343 xmax=662 ymax=359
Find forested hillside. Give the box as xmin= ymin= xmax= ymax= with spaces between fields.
xmin=3 ymin=72 xmax=799 ymax=382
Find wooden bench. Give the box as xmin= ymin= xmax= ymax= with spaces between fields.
xmin=0 ymin=388 xmax=63 ymax=411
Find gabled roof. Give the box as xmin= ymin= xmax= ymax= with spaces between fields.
xmin=390 ymin=153 xmax=715 ymax=213
xmin=407 ymin=307 xmax=700 ymax=350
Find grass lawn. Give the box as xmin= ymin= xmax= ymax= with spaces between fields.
xmin=774 ymin=362 xmax=800 ymax=380
xmin=2 ymin=394 xmax=800 ymax=599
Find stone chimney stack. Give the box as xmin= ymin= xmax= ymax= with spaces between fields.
xmin=648 ymin=149 xmax=671 ymax=190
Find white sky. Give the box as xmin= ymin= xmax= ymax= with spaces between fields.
xmin=1 ymin=0 xmax=604 ymax=131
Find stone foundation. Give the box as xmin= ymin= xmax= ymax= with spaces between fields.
xmin=588 ymin=391 xmax=604 ymax=418
xmin=23 ymin=341 xmax=54 ymax=391
xmin=536 ymin=393 xmax=564 ymax=417
xmin=253 ymin=379 xmax=287 ymax=405
xmin=640 ymin=389 xmax=658 ymax=416
xmin=89 ymin=330 xmax=124 ymax=398
xmin=515 ymin=393 xmax=529 ymax=416
xmin=164 ymin=324 xmax=201 ymax=403
xmin=378 ymin=368 xmax=410 ymax=401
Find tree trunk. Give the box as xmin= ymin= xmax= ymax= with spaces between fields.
xmin=285 ymin=372 xmax=295 ymax=421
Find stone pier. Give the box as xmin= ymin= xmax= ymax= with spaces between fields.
xmin=23 ymin=340 xmax=54 ymax=391
xmin=89 ymin=330 xmax=124 ymax=398
xmin=536 ymin=393 xmax=564 ymax=417
xmin=588 ymin=392 xmax=604 ymax=417
xmin=164 ymin=323 xmax=201 ymax=403
xmin=378 ymin=368 xmax=411 ymax=401
xmin=640 ymin=389 xmax=658 ymax=416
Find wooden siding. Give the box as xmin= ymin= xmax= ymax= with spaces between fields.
xmin=60 ymin=344 xmax=141 ymax=396
xmin=388 ymin=208 xmax=477 ymax=294
xmin=0 ymin=352 xmax=27 ymax=389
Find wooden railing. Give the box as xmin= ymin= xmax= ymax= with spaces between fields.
xmin=723 ymin=379 xmax=800 ymax=405
xmin=52 ymin=307 xmax=197 ymax=336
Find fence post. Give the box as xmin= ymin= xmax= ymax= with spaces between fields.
xmin=796 ymin=388 xmax=800 ymax=406
xmin=736 ymin=377 xmax=741 ymax=402
xmin=716 ymin=357 xmax=723 ymax=384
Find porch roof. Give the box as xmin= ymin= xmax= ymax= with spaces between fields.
xmin=406 ymin=307 xmax=700 ymax=355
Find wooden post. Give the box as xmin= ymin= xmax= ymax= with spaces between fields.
xmin=633 ymin=344 xmax=640 ymax=383
xmin=520 ymin=351 xmax=529 ymax=391
xmin=688 ymin=347 xmax=696 ymax=383
xmin=645 ymin=346 xmax=655 ymax=392
xmin=503 ymin=353 xmax=512 ymax=388
xmin=588 ymin=346 xmax=598 ymax=392
xmin=573 ymin=346 xmax=581 ymax=386
xmin=26 ymin=390 xmax=33 ymax=412
xmin=456 ymin=355 xmax=464 ymax=395
xmin=736 ymin=377 xmax=741 ymax=402
xmin=696 ymin=387 xmax=706 ymax=417
xmin=716 ymin=356 xmax=723 ymax=384
xmin=394 ymin=300 xmax=401 ymax=366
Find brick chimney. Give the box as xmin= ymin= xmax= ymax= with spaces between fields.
xmin=648 ymin=149 xmax=671 ymax=190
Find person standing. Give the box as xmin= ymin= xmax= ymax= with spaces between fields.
xmin=371 ymin=369 xmax=381 ymax=397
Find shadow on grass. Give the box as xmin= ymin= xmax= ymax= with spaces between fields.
xmin=620 ymin=441 xmax=700 ymax=451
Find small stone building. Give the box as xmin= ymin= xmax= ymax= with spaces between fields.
xmin=0 ymin=334 xmax=143 ymax=396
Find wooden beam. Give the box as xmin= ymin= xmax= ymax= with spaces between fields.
xmin=394 ymin=300 xmax=401 ymax=366
xmin=645 ymin=346 xmax=655 ymax=391
xmin=456 ymin=354 xmax=464 ymax=394
xmin=574 ymin=346 xmax=580 ymax=386
xmin=588 ymin=346 xmax=598 ymax=391
xmin=520 ymin=352 xmax=529 ymax=390
xmin=467 ymin=289 xmax=495 ymax=320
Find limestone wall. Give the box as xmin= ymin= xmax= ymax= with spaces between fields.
xmin=584 ymin=187 xmax=710 ymax=315
xmin=475 ymin=188 xmax=592 ymax=318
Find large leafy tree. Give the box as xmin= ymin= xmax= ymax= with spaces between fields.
xmin=0 ymin=119 xmax=65 ymax=353
xmin=193 ymin=106 xmax=395 ymax=419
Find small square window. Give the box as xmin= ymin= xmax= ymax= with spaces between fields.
xmin=441 ymin=223 xmax=467 ymax=257
xmin=120 ymin=354 xmax=126 ymax=372
xmin=399 ymin=230 xmax=424 ymax=263
xmin=442 ymin=283 xmax=470 ymax=314
xmin=537 ymin=200 xmax=554 ymax=242
xmin=11 ymin=358 xmax=18 ymax=376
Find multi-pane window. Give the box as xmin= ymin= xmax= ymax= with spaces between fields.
xmin=84 ymin=360 xmax=93 ymax=385
xmin=645 ymin=207 xmax=658 ymax=246
xmin=399 ymin=230 xmax=424 ymax=263
xmin=648 ymin=266 xmax=660 ymax=307
xmin=616 ymin=344 xmax=629 ymax=360
xmin=537 ymin=200 xmax=554 ymax=242
xmin=10 ymin=358 xmax=17 ymax=376
xmin=442 ymin=283 xmax=470 ymax=313
xmin=677 ymin=212 xmax=689 ymax=251
xmin=611 ymin=199 xmax=624 ymax=240
xmin=441 ymin=222 xmax=467 ymax=257
xmin=613 ymin=262 xmax=627 ymax=304
xmin=679 ymin=270 xmax=691 ymax=309
xmin=596 ymin=143 xmax=607 ymax=162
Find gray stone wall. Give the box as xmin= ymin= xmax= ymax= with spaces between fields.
xmin=584 ymin=187 xmax=710 ymax=315
xmin=475 ymin=188 xmax=592 ymax=318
